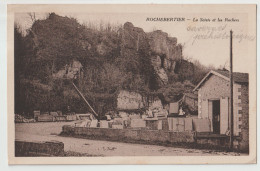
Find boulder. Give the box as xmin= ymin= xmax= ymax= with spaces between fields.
xmin=117 ymin=90 xmax=144 ymax=110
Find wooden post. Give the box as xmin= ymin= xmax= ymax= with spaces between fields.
xmin=72 ymin=82 xmax=99 ymax=119
xmin=229 ymin=30 xmax=234 ymax=149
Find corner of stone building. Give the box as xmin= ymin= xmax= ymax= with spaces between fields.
xmin=237 ymin=83 xmax=249 ymax=153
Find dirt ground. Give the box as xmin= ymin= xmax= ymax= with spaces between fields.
xmin=15 ymin=122 xmax=244 ymax=156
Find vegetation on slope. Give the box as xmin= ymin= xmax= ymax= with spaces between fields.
xmin=15 ymin=13 xmax=212 ymax=116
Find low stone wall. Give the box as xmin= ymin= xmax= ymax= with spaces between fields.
xmin=195 ymin=133 xmax=248 ymax=153
xmin=15 ymin=140 xmax=64 ymax=157
xmin=62 ymin=125 xmax=195 ymax=144
xmin=62 ymin=125 xmax=248 ymax=152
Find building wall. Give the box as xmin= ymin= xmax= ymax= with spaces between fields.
xmin=239 ymin=83 xmax=249 ymax=151
xmin=198 ymin=75 xmax=230 ymax=120
xmin=198 ymin=75 xmax=246 ymax=137
xmin=233 ymin=83 xmax=242 ymax=136
xmin=198 ymin=75 xmax=230 ymax=103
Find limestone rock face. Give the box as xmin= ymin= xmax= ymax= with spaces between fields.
xmin=120 ymin=22 xmax=183 ymax=86
xmin=148 ymin=30 xmax=175 ymax=56
xmin=155 ymin=67 xmax=169 ymax=85
xmin=121 ymin=22 xmax=182 ymax=63
xmin=52 ymin=22 xmax=184 ymax=88
xmin=120 ymin=22 xmax=148 ymax=54
xmin=148 ymin=30 xmax=182 ymax=70
xmin=147 ymin=30 xmax=182 ymax=85
xmin=117 ymin=90 xmax=144 ymax=110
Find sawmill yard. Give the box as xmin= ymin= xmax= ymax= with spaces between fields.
xmin=14 ymin=14 xmax=249 ymax=156
xmin=15 ymin=122 xmax=243 ymax=156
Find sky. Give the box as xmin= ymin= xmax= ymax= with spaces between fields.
xmin=15 ymin=12 xmax=256 ymax=73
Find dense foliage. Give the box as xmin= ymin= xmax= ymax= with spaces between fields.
xmin=14 ymin=13 xmax=210 ymax=116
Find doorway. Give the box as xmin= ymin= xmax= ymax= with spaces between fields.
xmin=212 ymin=100 xmax=220 ymax=134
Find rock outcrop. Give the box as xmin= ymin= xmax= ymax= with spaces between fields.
xmin=52 ymin=21 xmax=183 ymax=88
xmin=120 ymin=22 xmax=183 ymax=86
xmin=15 ymin=13 xmax=195 ymax=115
xmin=119 ymin=22 xmax=149 ymax=57
xmin=117 ymin=90 xmax=144 ymax=110
xmin=147 ymin=30 xmax=182 ymax=85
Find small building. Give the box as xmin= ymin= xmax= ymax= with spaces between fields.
xmin=193 ymin=70 xmax=249 ymax=149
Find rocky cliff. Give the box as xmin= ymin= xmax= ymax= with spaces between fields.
xmin=15 ymin=13 xmax=200 ymax=115
xmin=119 ymin=22 xmax=183 ymax=86
xmin=51 ymin=21 xmax=184 ymax=88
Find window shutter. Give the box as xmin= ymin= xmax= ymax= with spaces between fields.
xmin=220 ymin=97 xmax=229 ymax=134
xmin=201 ymin=99 xmax=208 ymax=119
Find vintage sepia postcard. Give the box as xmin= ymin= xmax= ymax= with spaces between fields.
xmin=7 ymin=4 xmax=256 ymax=164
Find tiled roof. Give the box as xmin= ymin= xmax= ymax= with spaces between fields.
xmin=214 ymin=70 xmax=249 ymax=83
xmin=193 ymin=70 xmax=249 ymax=91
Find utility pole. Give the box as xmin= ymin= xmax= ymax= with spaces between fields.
xmin=229 ymin=30 xmax=234 ymax=149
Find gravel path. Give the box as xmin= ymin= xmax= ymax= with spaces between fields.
xmin=15 ymin=122 xmax=244 ymax=156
